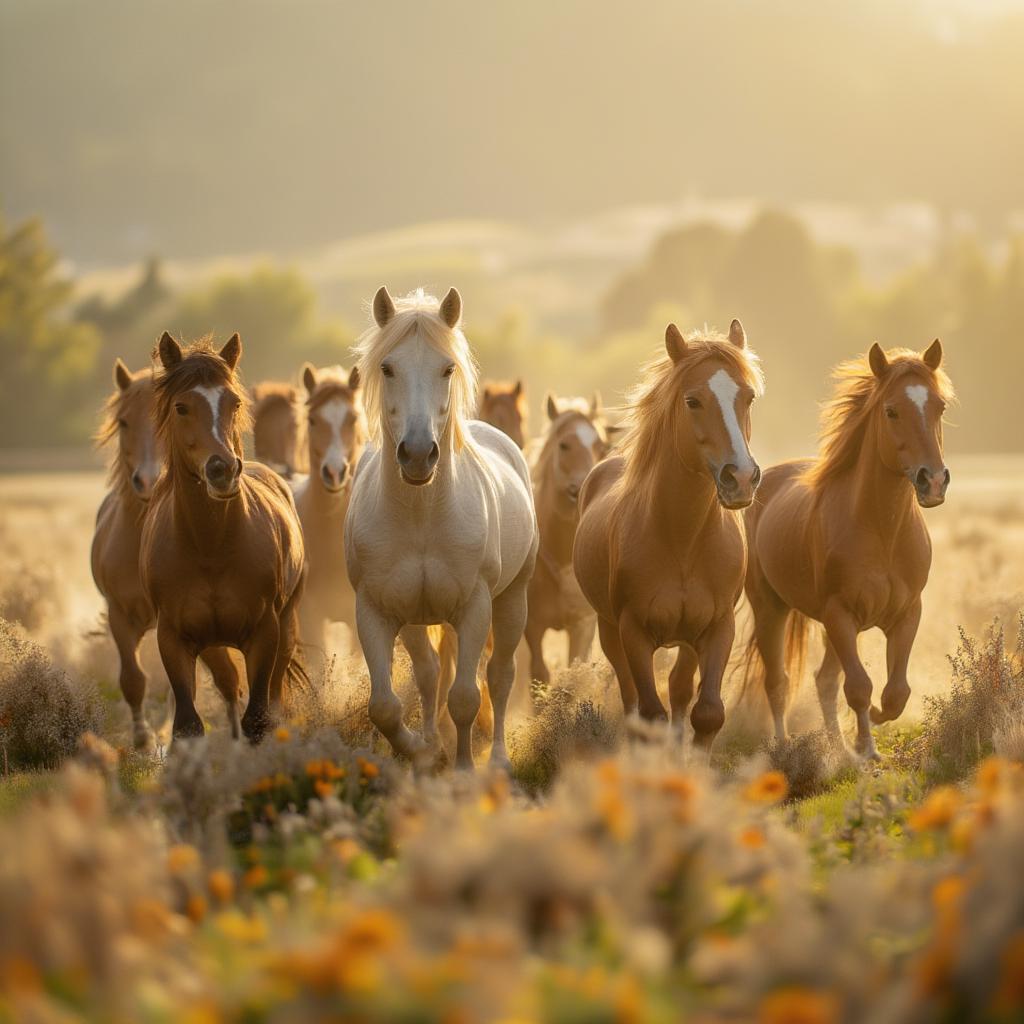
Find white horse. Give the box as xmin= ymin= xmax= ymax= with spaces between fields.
xmin=345 ymin=286 xmax=538 ymax=769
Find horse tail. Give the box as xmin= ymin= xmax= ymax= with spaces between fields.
xmin=284 ymin=644 xmax=313 ymax=701
xmin=738 ymin=608 xmax=812 ymax=700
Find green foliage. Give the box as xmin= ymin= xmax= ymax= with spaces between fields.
xmin=0 ymin=215 xmax=101 ymax=446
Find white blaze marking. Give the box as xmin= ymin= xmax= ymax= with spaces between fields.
xmin=707 ymin=369 xmax=752 ymax=468
xmin=906 ymin=384 xmax=929 ymax=423
xmin=575 ymin=421 xmax=599 ymax=449
xmin=320 ymin=397 xmax=351 ymax=468
xmin=193 ymin=386 xmax=224 ymax=443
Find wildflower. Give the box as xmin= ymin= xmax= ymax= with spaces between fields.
xmin=305 ymin=759 xmax=326 ymax=778
xmin=909 ymin=786 xmax=962 ymax=831
xmin=357 ymin=757 xmax=380 ymax=779
xmin=186 ymin=894 xmax=208 ymax=924
xmin=274 ymin=726 xmax=291 ymax=743
xmin=740 ymin=825 xmax=767 ymax=849
xmin=744 ymin=771 xmax=789 ymax=804
xmin=339 ymin=908 xmax=405 ymax=956
xmin=758 ymin=986 xmax=839 ymax=1024
xmin=208 ymin=869 xmax=235 ymax=905
xmin=243 ymin=864 xmax=269 ymax=889
xmin=597 ymin=788 xmax=633 ymax=840
xmin=325 ymin=761 xmax=347 ymax=781
xmin=167 ymin=843 xmax=200 ymax=875
xmin=332 ymin=838 xmax=361 ymax=864
xmin=215 ymin=910 xmax=268 ymax=944
xmin=977 ymin=756 xmax=1008 ymax=795
xmin=314 ymin=779 xmax=334 ymax=799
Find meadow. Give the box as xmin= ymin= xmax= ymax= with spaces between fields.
xmin=0 ymin=457 xmax=1022 ymax=1023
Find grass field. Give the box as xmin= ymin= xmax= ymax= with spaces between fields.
xmin=1 ymin=459 xmax=1023 ymax=1022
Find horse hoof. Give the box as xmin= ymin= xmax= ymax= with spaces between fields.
xmin=133 ymin=725 xmax=156 ymax=753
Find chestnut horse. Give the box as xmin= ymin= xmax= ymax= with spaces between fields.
xmin=478 ymin=379 xmax=528 ymax=448
xmin=252 ymin=381 xmax=305 ymax=478
xmin=574 ymin=321 xmax=762 ymax=754
xmin=523 ymin=393 xmax=611 ymax=685
xmin=141 ymin=333 xmax=306 ymax=742
xmin=345 ymin=287 xmax=538 ymax=770
xmin=293 ymin=362 xmax=365 ymax=676
xmin=743 ymin=341 xmax=953 ymax=759
xmin=91 ymin=359 xmax=241 ymax=749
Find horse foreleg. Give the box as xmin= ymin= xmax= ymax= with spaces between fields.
xmin=357 ymin=594 xmax=421 ymax=758
xmin=449 ymin=584 xmax=492 ymax=770
xmin=873 ymin=599 xmax=921 ymax=724
xmin=109 ymin=605 xmax=154 ymax=751
xmin=597 ymin=617 xmax=638 ymax=715
xmin=691 ymin=614 xmax=733 ymax=757
xmin=567 ymin=614 xmax=597 ymax=668
xmin=668 ymin=644 xmax=698 ymax=728
xmin=487 ymin=567 xmax=531 ymax=770
xmin=814 ymin=640 xmax=844 ymax=740
xmin=298 ymin=598 xmax=328 ymax=685
xmin=200 ymin=646 xmax=243 ymax=740
xmin=822 ymin=604 xmax=877 ymax=760
xmin=523 ymin=615 xmax=549 ymax=688
xmin=240 ymin=614 xmax=280 ymax=743
xmin=620 ymin=615 xmax=667 ymax=721
xmin=399 ymin=625 xmax=441 ymax=751
xmin=156 ymin=620 xmax=203 ymax=741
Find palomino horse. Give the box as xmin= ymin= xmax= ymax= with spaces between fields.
xmin=345 ymin=287 xmax=538 ymax=769
xmin=293 ymin=362 xmax=365 ymax=675
xmin=743 ymin=341 xmax=953 ymax=759
xmin=91 ymin=359 xmax=241 ymax=749
xmin=478 ymin=379 xmax=528 ymax=448
xmin=574 ymin=321 xmax=763 ymax=754
xmin=252 ymin=381 xmax=304 ymax=478
xmin=141 ymin=333 xmax=306 ymax=742
xmin=523 ymin=393 xmax=611 ymax=686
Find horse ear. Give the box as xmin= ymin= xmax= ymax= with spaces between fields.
xmin=373 ymin=286 xmax=396 ymax=327
xmin=114 ymin=358 xmax=132 ymax=391
xmin=513 ymin=379 xmax=523 ymax=398
xmin=665 ymin=323 xmax=687 ymax=363
xmin=157 ymin=331 xmax=183 ymax=369
xmin=922 ymin=338 xmax=943 ymax=370
xmin=868 ymin=342 xmax=890 ymax=380
xmin=728 ymin=319 xmax=747 ymax=349
xmin=546 ymin=393 xmax=559 ymax=422
xmin=302 ymin=362 xmax=317 ymax=395
xmin=439 ymin=287 xmax=462 ymax=329
xmin=590 ymin=391 xmax=602 ymax=417
xmin=348 ymin=364 xmax=361 ymax=390
xmin=219 ymin=333 xmax=242 ymax=370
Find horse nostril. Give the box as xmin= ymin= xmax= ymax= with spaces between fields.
xmin=338 ymin=463 xmax=348 ymax=483
xmin=234 ymin=457 xmax=243 ymax=476
xmin=751 ymin=465 xmax=762 ymax=489
xmin=427 ymin=442 xmax=440 ymax=467
xmin=321 ymin=464 xmax=334 ymax=485
xmin=719 ymin=464 xmax=738 ymax=491
xmin=397 ymin=441 xmax=409 ymax=465
xmin=915 ymin=467 xmax=931 ymax=491
xmin=131 ymin=471 xmax=144 ymax=492
xmin=942 ymin=468 xmax=951 ymax=488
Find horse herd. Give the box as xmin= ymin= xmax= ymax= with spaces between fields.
xmin=91 ymin=286 xmax=954 ymax=768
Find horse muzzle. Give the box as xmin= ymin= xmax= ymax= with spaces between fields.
xmin=320 ymin=460 xmax=350 ymax=493
xmin=716 ymin=461 xmax=761 ymax=510
xmin=131 ymin=466 xmax=159 ymax=501
xmin=913 ymin=465 xmax=950 ymax=508
xmin=397 ymin=438 xmax=439 ymax=487
xmin=204 ymin=455 xmax=243 ymax=499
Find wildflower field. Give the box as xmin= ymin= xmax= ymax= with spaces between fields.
xmin=1 ymin=466 xmax=1023 ymax=1024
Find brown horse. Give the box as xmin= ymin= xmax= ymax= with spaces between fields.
xmin=523 ymin=393 xmax=611 ymax=685
xmin=293 ymin=362 xmax=365 ymax=676
xmin=573 ymin=321 xmax=762 ymax=754
xmin=90 ymin=359 xmax=241 ymax=749
xmin=743 ymin=341 xmax=953 ymax=759
xmin=141 ymin=333 xmax=306 ymax=742
xmin=252 ymin=381 xmax=305 ymax=478
xmin=478 ymin=379 xmax=528 ymax=448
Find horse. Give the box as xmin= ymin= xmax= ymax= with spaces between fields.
xmin=345 ymin=287 xmax=538 ymax=770
xmin=573 ymin=320 xmax=763 ymax=756
xmin=742 ymin=340 xmax=953 ymax=759
xmin=292 ymin=362 xmax=365 ymax=676
xmin=91 ymin=358 xmax=243 ymax=749
xmin=252 ymin=381 xmax=305 ymax=478
xmin=140 ymin=332 xmax=307 ymax=743
xmin=523 ymin=392 xmax=611 ymax=686
xmin=478 ymin=379 xmax=528 ymax=448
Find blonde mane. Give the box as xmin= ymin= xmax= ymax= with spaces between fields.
xmin=354 ymin=290 xmax=479 ymax=453
xmin=803 ymin=348 xmax=955 ymax=492
xmin=530 ymin=400 xmax=604 ymax=490
xmin=94 ymin=368 xmax=156 ymax=494
xmin=616 ymin=329 xmax=764 ymax=502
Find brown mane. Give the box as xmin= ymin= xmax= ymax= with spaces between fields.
xmin=94 ymin=369 xmax=156 ymax=496
xmin=480 ymin=379 xmax=528 ymax=414
xmin=803 ymin=348 xmax=955 ymax=492
xmin=252 ymin=381 xmax=299 ymax=416
xmin=152 ymin=336 xmax=251 ymax=464
xmin=616 ymin=330 xmax=764 ymax=505
xmin=531 ymin=403 xmax=604 ymax=491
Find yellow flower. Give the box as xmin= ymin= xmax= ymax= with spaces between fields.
xmin=340 ymin=908 xmax=405 ymax=954
xmin=167 ymin=843 xmax=200 ymax=875
xmin=758 ymin=986 xmax=840 ymax=1024
xmin=215 ymin=910 xmax=268 ymax=944
xmin=909 ymin=786 xmax=962 ymax=831
xmin=274 ymin=726 xmax=291 ymax=743
xmin=208 ymin=869 xmax=235 ymax=905
xmin=744 ymin=771 xmax=789 ymax=804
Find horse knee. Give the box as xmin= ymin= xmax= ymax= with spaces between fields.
xmin=691 ymin=697 xmax=725 ymax=739
xmin=368 ymin=691 xmax=404 ymax=736
xmin=448 ymin=681 xmax=481 ymax=729
xmin=843 ymin=673 xmax=872 ymax=712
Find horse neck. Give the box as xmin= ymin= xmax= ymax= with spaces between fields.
xmin=536 ymin=473 xmax=576 ymax=567
xmin=642 ymin=430 xmax=720 ymax=544
xmin=847 ymin=420 xmax=917 ymax=531
xmin=168 ymin=451 xmax=242 ymax=549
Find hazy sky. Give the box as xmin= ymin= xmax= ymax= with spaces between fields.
xmin=3 ymin=0 xmax=1024 ymax=264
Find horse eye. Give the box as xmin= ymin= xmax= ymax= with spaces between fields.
xmin=885 ymin=406 xmax=898 ymax=419
xmin=117 ymin=418 xmax=128 ymax=429
xmin=443 ymin=364 xmax=455 ymax=378
xmin=685 ymin=397 xmax=702 ymax=410
xmin=559 ymin=441 xmax=570 ymax=452
xmin=381 ymin=363 xmax=394 ymax=379
xmin=174 ymin=403 xmax=188 ymax=416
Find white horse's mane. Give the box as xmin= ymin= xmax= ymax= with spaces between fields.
xmin=353 ymin=289 xmax=479 ymax=453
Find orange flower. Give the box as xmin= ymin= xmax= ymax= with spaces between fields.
xmin=744 ymin=771 xmax=789 ymax=804
xmin=357 ymin=757 xmax=380 ymax=779
xmin=740 ymin=825 xmax=767 ymax=849
xmin=186 ymin=894 xmax=208 ymax=924
xmin=243 ymin=864 xmax=269 ymax=889
xmin=758 ymin=986 xmax=840 ymax=1024
xmin=167 ymin=843 xmax=200 ymax=875
xmin=207 ymin=869 xmax=235 ymax=905
xmin=333 ymin=838 xmax=361 ymax=864
xmin=274 ymin=726 xmax=291 ymax=743
xmin=314 ymin=779 xmax=334 ymax=799
xmin=909 ymin=786 xmax=962 ymax=831
xmin=305 ymin=759 xmax=326 ymax=778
